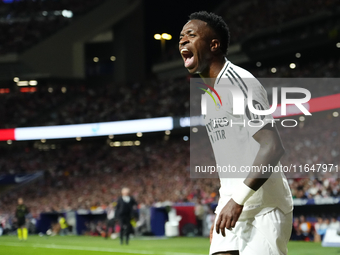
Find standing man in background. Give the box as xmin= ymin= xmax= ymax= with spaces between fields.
xmin=15 ymin=198 xmax=29 ymax=240
xmin=105 ymin=202 xmax=116 ymax=239
xmin=115 ymin=187 xmax=137 ymax=245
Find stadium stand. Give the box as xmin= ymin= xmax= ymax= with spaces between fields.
xmin=0 ymin=0 xmax=105 ymax=54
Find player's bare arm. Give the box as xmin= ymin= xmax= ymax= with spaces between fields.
xmin=215 ymin=124 xmax=285 ymax=236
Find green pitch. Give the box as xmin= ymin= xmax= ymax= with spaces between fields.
xmin=0 ymin=235 xmax=339 ymax=255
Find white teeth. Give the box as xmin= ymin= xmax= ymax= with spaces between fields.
xmin=181 ymin=49 xmax=189 ymax=53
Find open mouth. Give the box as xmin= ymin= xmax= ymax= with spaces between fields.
xmin=181 ymin=49 xmax=194 ymax=68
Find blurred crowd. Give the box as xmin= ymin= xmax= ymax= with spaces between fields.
xmin=0 ymin=0 xmax=104 ymax=54
xmin=0 ymin=78 xmax=190 ymax=129
xmin=291 ymin=215 xmax=340 ymax=242
xmin=0 ymin=137 xmax=218 ymax=220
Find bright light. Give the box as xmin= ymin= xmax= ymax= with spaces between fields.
xmin=134 ymin=140 xmax=141 ymax=146
xmin=154 ymin=34 xmax=161 ymax=40
xmin=271 ymin=67 xmax=277 ymax=73
xmin=256 ymin=62 xmax=261 ymax=67
xmin=183 ymin=136 xmax=189 ymax=141
xmin=333 ymin=111 xmax=339 ymax=117
xmin=192 ymin=127 xmax=198 ymax=133
xmin=108 ymin=134 xmax=114 ymax=139
xmin=165 ymin=130 xmax=171 ymax=135
xmin=122 ymin=141 xmax=133 ymax=146
xmin=299 ymin=116 xmax=305 ymax=122
xmin=17 ymin=81 xmax=28 ymax=86
xmin=136 ymin=132 xmax=143 ymax=137
xmin=336 ymin=42 xmax=340 ymax=48
xmin=13 ymin=77 xmax=19 ymax=82
xmin=7 ymin=140 xmax=12 ymax=145
xmin=114 ymin=141 xmax=121 ymax=147
xmin=41 ymin=139 xmax=46 ymax=143
xmin=29 ymin=80 xmax=38 ymax=86
xmin=11 ymin=117 xmax=173 ymax=141
xmin=295 ymin=53 xmax=301 ymax=58
xmin=110 ymin=142 xmax=114 ymax=147
xmin=93 ymin=57 xmax=99 ymax=62
xmin=161 ymin=33 xmax=172 ymax=40
xmin=62 ymin=10 xmax=73 ymax=18
xmin=76 ymin=137 xmax=81 ymax=141
xmin=289 ymin=63 xmax=296 ymax=69
xmin=42 ymin=11 xmax=48 ymax=16
xmin=48 ymin=88 xmax=53 ymax=93
xmin=110 ymin=56 xmax=116 ymax=61
xmin=61 ymin=87 xmax=67 ymax=93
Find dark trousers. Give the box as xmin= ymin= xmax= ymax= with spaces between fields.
xmin=119 ymin=217 xmax=132 ymax=244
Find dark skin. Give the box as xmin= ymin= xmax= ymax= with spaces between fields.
xmin=180 ymin=20 xmax=285 ymax=255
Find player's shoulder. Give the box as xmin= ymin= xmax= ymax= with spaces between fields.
xmin=226 ymin=61 xmax=255 ymax=79
xmin=223 ymin=61 xmax=263 ymax=90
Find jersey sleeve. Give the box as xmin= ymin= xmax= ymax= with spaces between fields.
xmin=244 ymin=80 xmax=274 ymax=137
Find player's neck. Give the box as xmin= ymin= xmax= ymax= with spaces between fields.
xmin=199 ymin=56 xmax=226 ymax=87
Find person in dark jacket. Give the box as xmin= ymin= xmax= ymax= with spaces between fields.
xmin=15 ymin=198 xmax=29 ymax=240
xmin=115 ymin=187 xmax=137 ymax=245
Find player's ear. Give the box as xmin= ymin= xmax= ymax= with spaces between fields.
xmin=210 ymin=39 xmax=220 ymax=53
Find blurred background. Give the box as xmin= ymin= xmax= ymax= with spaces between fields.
xmin=0 ymin=0 xmax=339 ymax=248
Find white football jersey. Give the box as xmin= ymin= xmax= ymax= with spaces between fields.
xmin=202 ymin=58 xmax=293 ymax=219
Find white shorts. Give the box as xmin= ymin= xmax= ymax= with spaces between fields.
xmin=209 ymin=208 xmax=292 ymax=255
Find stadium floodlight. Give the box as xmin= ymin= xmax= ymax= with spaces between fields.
xmin=161 ymin=33 xmax=172 ymax=40
xmin=155 ymin=33 xmax=172 ymax=53
xmin=29 ymin=80 xmax=38 ymax=86
xmin=13 ymin=77 xmax=19 ymax=82
xmin=289 ymin=63 xmax=296 ymax=69
xmin=62 ymin=10 xmax=73 ymax=18
xmin=154 ymin=34 xmax=162 ymax=40
xmin=17 ymin=81 xmax=28 ymax=86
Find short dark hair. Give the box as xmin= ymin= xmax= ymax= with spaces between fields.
xmin=189 ymin=11 xmax=230 ymax=55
